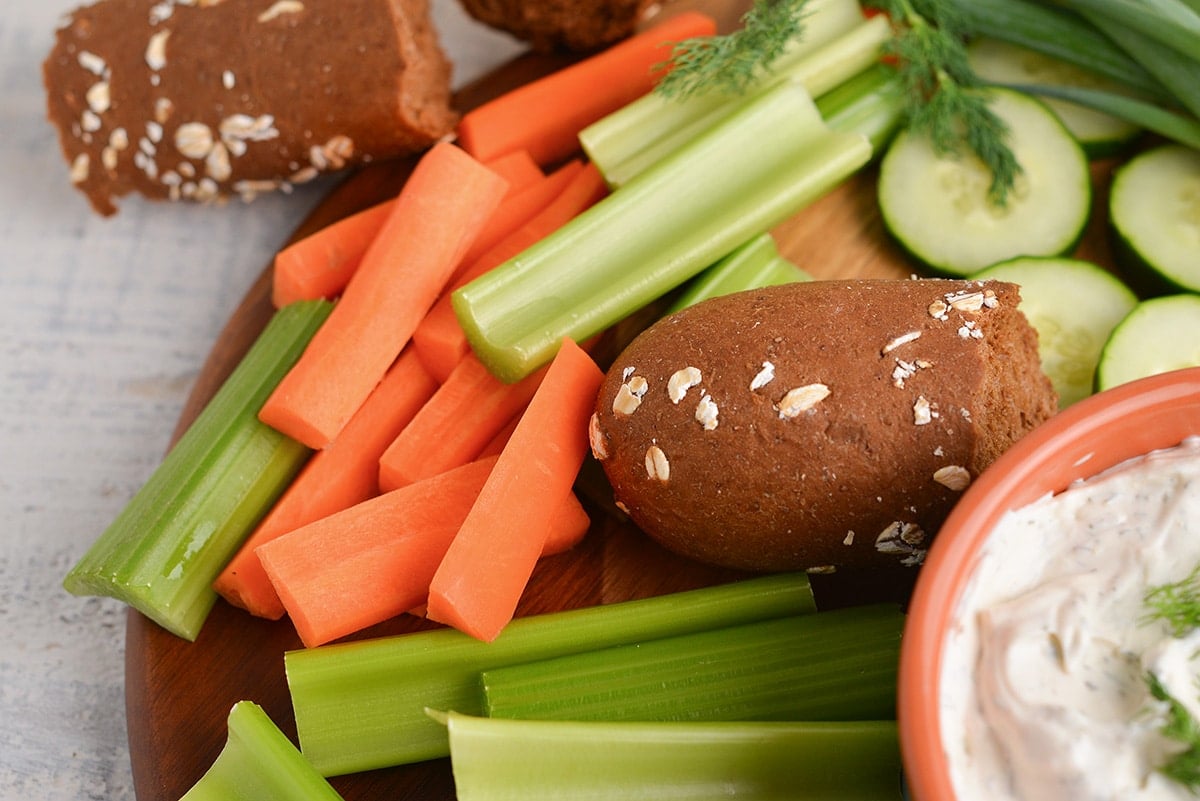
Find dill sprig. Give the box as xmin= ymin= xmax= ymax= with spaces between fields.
xmin=654 ymin=0 xmax=812 ymax=99
xmin=867 ymin=0 xmax=1021 ymax=206
xmin=1144 ymin=563 xmax=1200 ymax=638
xmin=1143 ymin=566 xmax=1200 ymax=792
xmin=1146 ymin=672 xmax=1200 ymax=792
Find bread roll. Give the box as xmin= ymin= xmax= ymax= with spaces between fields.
xmin=456 ymin=0 xmax=656 ymax=52
xmin=44 ymin=0 xmax=456 ymax=215
xmin=588 ymin=278 xmax=1057 ymax=573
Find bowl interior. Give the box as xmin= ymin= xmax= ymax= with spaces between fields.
xmin=898 ymin=366 xmax=1200 ymax=801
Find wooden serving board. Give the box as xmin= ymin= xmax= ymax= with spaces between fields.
xmin=124 ymin=3 xmax=1121 ymax=798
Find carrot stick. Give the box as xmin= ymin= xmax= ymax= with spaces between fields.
xmin=258 ymin=457 xmax=592 ymax=647
xmin=258 ymin=142 xmax=509 ymax=449
xmin=456 ymin=11 xmax=718 ymax=167
xmin=272 ymin=200 xmax=393 ymax=308
xmin=377 ymin=353 xmax=547 ymax=492
xmin=258 ymin=457 xmax=498 ymax=648
xmin=213 ymin=349 xmax=437 ymax=619
xmin=425 ymin=338 xmax=604 ymax=642
xmin=541 ymin=491 xmax=591 ymax=557
xmin=270 ymin=151 xmax=542 ymax=309
xmin=407 ymin=489 xmax=588 ymax=620
xmin=412 ymin=161 xmax=608 ymax=380
xmin=483 ymin=150 xmax=544 ymax=193
xmin=477 ymin=413 xmax=519 ymax=458
xmin=453 ymin=159 xmax=584 ymax=286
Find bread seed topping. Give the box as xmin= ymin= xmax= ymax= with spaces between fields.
xmin=667 ymin=367 xmax=702 ymax=404
xmin=775 ymin=383 xmax=830 ymax=419
xmin=644 ymin=445 xmax=670 ymax=481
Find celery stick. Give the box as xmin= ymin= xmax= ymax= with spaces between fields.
xmin=580 ymin=0 xmax=865 ymax=183
xmin=585 ymin=14 xmax=891 ymax=187
xmin=452 ymin=81 xmax=871 ymax=384
xmin=180 ymin=701 xmax=343 ymax=801
xmin=435 ymin=711 xmax=903 ymax=801
xmin=816 ymin=61 xmax=905 ymax=152
xmin=480 ymin=605 xmax=903 ymax=723
xmin=667 ymin=233 xmax=810 ymax=314
xmin=285 ymin=573 xmax=815 ymax=776
xmin=63 ymin=299 xmax=330 ymax=640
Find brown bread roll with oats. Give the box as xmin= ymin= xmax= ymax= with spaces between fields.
xmin=456 ymin=0 xmax=657 ymax=52
xmin=588 ymin=278 xmax=1057 ymax=574
xmin=44 ymin=0 xmax=456 ymax=215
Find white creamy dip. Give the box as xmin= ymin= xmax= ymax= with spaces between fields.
xmin=939 ymin=436 xmax=1200 ymax=800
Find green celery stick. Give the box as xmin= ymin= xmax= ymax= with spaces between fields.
xmin=589 ymin=14 xmax=893 ymax=187
xmin=480 ymin=605 xmax=903 ymax=723
xmin=667 ymin=232 xmax=810 ymax=314
xmin=285 ymin=573 xmax=816 ymax=776
xmin=434 ymin=711 xmax=903 ymax=801
xmin=816 ymin=62 xmax=906 ymax=153
xmin=452 ymin=81 xmax=872 ymax=384
xmin=180 ymin=701 xmax=343 ymax=801
xmin=63 ymin=299 xmax=331 ymax=640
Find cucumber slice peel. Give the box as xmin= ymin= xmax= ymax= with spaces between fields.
xmin=972 ymin=256 xmax=1138 ymax=408
xmin=1110 ymin=145 xmax=1200 ymax=295
xmin=878 ymin=88 xmax=1091 ymax=276
xmin=1096 ymin=294 xmax=1200 ymax=392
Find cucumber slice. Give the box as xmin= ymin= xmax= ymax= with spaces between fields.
xmin=972 ymin=256 xmax=1138 ymax=408
xmin=1095 ymin=294 xmax=1200 ymax=392
xmin=966 ymin=37 xmax=1142 ymax=158
xmin=877 ymin=88 xmax=1091 ymax=276
xmin=1109 ymin=144 xmax=1200 ymax=295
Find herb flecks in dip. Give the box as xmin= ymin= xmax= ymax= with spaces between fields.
xmin=940 ymin=437 xmax=1200 ymax=800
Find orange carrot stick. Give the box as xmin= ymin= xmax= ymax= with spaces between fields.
xmin=405 ymin=489 xmax=589 ymax=620
xmin=259 ymin=457 xmax=498 ymax=648
xmin=213 ymin=348 xmax=438 ymax=619
xmin=272 ymin=200 xmax=393 ymax=308
xmin=477 ymin=412 xmax=519 ymax=458
xmin=453 ymin=159 xmax=584 ymax=286
xmin=258 ymin=458 xmax=592 ymax=646
xmin=425 ymin=338 xmax=604 ymax=642
xmin=456 ymin=11 xmax=718 ymax=167
xmin=271 ymin=151 xmax=543 ymax=309
xmin=483 ymin=149 xmax=544 ymax=193
xmin=258 ymin=142 xmax=508 ymax=449
xmin=377 ymin=353 xmax=547 ymax=492
xmin=412 ymin=161 xmax=608 ymax=380
xmin=541 ymin=490 xmax=591 ymax=557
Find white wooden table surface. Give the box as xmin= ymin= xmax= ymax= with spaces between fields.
xmin=0 ymin=3 xmax=521 ymax=798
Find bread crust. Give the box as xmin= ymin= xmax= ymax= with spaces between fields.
xmin=44 ymin=0 xmax=456 ymax=215
xmin=589 ymin=278 xmax=1057 ymax=573
xmin=456 ymin=0 xmax=656 ymax=52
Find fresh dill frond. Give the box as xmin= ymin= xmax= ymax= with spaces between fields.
xmin=1144 ymin=563 xmax=1200 ymax=638
xmin=1146 ymin=672 xmax=1200 ymax=792
xmin=654 ymin=0 xmax=812 ymax=100
xmin=866 ymin=0 xmax=1021 ymax=206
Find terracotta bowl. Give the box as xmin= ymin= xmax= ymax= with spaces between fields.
xmin=897 ymin=366 xmax=1200 ymax=801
